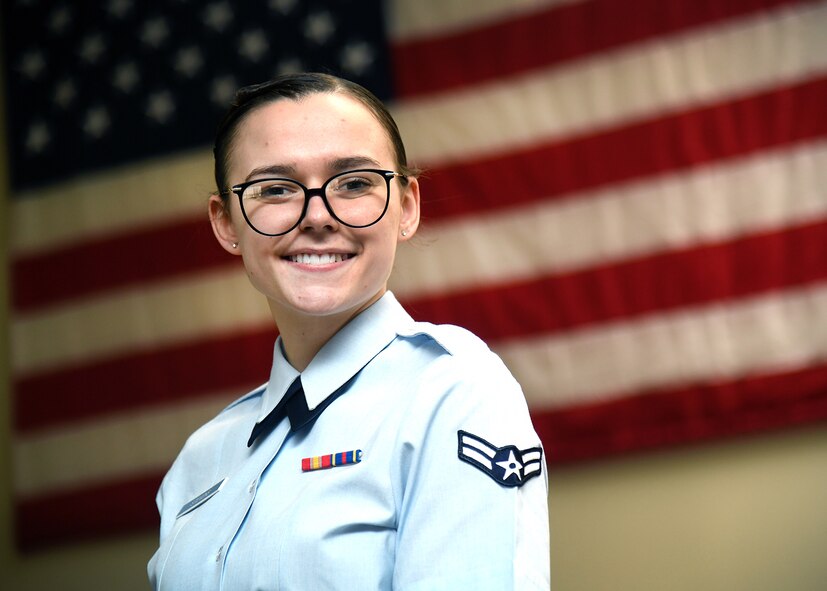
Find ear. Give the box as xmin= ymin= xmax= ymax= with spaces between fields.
xmin=398 ymin=177 xmax=421 ymax=242
xmin=209 ymin=193 xmax=242 ymax=255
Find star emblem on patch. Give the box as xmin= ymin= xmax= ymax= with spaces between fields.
xmin=457 ymin=430 xmax=543 ymax=488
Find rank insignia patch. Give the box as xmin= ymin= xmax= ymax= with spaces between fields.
xmin=457 ymin=431 xmax=542 ymax=488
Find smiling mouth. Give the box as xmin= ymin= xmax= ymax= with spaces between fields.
xmin=286 ymin=253 xmax=353 ymax=265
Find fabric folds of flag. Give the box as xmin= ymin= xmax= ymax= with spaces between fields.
xmin=4 ymin=0 xmax=827 ymax=550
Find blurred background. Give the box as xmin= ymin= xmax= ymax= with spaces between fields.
xmin=2 ymin=0 xmax=827 ymax=589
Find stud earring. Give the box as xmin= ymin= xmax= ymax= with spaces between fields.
xmin=231 ymin=242 xmax=238 ymax=248
xmin=401 ymin=230 xmax=408 ymax=237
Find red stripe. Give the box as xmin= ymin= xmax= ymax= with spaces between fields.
xmin=403 ymin=220 xmax=827 ymax=343
xmin=15 ymin=471 xmax=161 ymax=552
xmin=11 ymin=216 xmax=226 ymax=313
xmin=14 ymin=327 xmax=276 ymax=433
xmin=392 ymin=0 xmax=811 ymax=98
xmin=422 ymin=76 xmax=827 ymax=220
xmin=536 ymin=362 xmax=827 ymax=464
xmin=12 ymin=77 xmax=827 ymax=314
xmin=14 ymin=220 xmax=827 ymax=433
xmin=15 ymin=362 xmax=827 ymax=551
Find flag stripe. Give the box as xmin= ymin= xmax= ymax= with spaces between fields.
xmin=15 ymin=328 xmax=273 ymax=433
xmin=537 ymin=362 xmax=827 ymax=463
xmin=12 ymin=218 xmax=225 ymax=312
xmin=13 ymin=391 xmax=233 ymax=496
xmin=500 ymin=284 xmax=827 ymax=409
xmin=10 ymin=150 xmax=214 ymax=254
xmin=392 ymin=0 xmax=811 ymax=97
xmin=15 ymin=473 xmax=162 ymax=552
xmin=12 ymin=269 xmax=270 ymax=375
xmin=12 ymin=76 xmax=827 ymax=313
xmin=13 ymin=139 xmax=827 ymax=376
xmin=389 ymin=0 xmax=577 ymax=41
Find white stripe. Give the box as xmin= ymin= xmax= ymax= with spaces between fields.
xmin=394 ymin=2 xmax=827 ymax=166
xmin=12 ymin=141 xmax=827 ymax=374
xmin=461 ymin=448 xmax=494 ymax=470
xmin=461 ymin=435 xmax=497 ymax=458
xmin=10 ymin=148 xmax=214 ymax=255
xmin=388 ymin=0 xmax=584 ymax=41
xmin=10 ymin=3 xmax=827 ymax=256
xmin=522 ymin=450 xmax=542 ymax=462
xmin=500 ymin=283 xmax=827 ymax=410
xmin=523 ymin=464 xmax=541 ymax=476
xmin=13 ymin=389 xmax=242 ymax=497
xmin=11 ymin=268 xmax=271 ymax=375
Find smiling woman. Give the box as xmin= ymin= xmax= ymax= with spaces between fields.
xmin=147 ymin=73 xmax=550 ymax=590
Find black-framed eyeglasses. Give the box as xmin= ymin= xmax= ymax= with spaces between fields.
xmin=225 ymin=168 xmax=405 ymax=237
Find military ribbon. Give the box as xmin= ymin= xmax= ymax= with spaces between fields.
xmin=302 ymin=449 xmax=363 ymax=472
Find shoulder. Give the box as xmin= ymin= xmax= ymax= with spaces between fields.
xmin=398 ymin=320 xmax=490 ymax=354
xmin=392 ymin=321 xmax=534 ymax=441
xmin=397 ymin=321 xmax=520 ymax=390
xmin=397 ymin=321 xmax=506 ymax=369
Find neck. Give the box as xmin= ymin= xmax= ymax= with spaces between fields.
xmin=269 ymin=293 xmax=385 ymax=372
xmin=275 ymin=313 xmax=348 ymax=372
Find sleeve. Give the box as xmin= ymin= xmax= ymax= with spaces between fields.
xmin=391 ymin=343 xmax=550 ymax=590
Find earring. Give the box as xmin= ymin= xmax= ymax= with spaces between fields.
xmin=401 ymin=230 xmax=408 ymax=237
xmin=231 ymin=242 xmax=238 ymax=249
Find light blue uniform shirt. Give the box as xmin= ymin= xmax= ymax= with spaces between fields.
xmin=148 ymin=292 xmax=550 ymax=589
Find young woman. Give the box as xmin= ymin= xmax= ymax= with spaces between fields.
xmin=148 ymin=73 xmax=550 ymax=590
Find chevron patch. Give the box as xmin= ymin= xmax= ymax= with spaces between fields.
xmin=457 ymin=430 xmax=543 ymax=488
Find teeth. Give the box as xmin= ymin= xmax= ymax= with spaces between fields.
xmin=290 ymin=253 xmax=347 ymax=265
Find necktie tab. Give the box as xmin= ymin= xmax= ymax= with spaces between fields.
xmin=247 ymin=376 xmax=303 ymax=447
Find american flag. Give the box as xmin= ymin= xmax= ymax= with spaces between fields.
xmin=5 ymin=0 xmax=827 ymax=551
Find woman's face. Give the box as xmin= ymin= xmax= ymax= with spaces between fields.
xmin=210 ymin=92 xmax=420 ymax=329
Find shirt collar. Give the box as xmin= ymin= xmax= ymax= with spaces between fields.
xmin=258 ymin=291 xmax=413 ymax=421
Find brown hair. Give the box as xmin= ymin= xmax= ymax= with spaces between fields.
xmin=213 ymin=72 xmax=417 ymax=198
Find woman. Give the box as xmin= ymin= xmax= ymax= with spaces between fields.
xmin=148 ymin=73 xmax=550 ymax=590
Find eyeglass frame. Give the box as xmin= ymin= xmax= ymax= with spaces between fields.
xmin=223 ymin=168 xmax=406 ymax=237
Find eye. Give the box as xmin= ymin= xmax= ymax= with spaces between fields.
xmin=245 ymin=180 xmax=302 ymax=201
xmin=329 ymin=172 xmax=382 ymax=198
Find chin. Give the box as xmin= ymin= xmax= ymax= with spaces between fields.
xmin=280 ymin=289 xmax=376 ymax=320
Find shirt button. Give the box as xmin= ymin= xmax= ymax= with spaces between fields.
xmin=248 ymin=480 xmax=256 ymax=493
xmin=215 ymin=546 xmax=223 ymax=563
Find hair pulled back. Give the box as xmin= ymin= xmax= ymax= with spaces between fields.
xmin=213 ymin=72 xmax=416 ymax=198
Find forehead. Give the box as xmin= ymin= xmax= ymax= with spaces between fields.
xmin=229 ymin=93 xmax=393 ymax=177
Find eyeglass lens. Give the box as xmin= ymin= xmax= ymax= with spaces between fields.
xmin=240 ymin=170 xmax=390 ymax=235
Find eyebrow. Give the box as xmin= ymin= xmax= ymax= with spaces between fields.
xmin=329 ymin=156 xmax=382 ymax=171
xmin=243 ymin=156 xmax=383 ymax=183
xmin=244 ymin=163 xmax=297 ymax=182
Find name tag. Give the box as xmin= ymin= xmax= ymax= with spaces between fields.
xmin=176 ymin=478 xmax=226 ymax=519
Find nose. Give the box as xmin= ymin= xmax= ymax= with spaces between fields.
xmin=298 ymin=188 xmax=339 ymax=232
